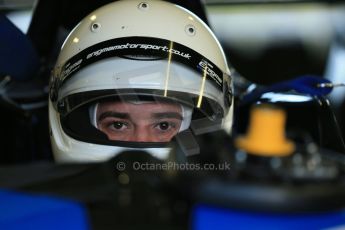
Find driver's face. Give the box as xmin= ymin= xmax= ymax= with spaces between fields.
xmin=96 ymin=101 xmax=183 ymax=142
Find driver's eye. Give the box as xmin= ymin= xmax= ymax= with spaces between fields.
xmin=158 ymin=122 xmax=170 ymax=130
xmin=112 ymin=121 xmax=126 ymax=129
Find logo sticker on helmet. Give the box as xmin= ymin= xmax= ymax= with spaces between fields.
xmin=58 ymin=37 xmax=227 ymax=95
xmin=197 ymin=60 xmax=223 ymax=88
xmin=86 ymin=43 xmax=192 ymax=60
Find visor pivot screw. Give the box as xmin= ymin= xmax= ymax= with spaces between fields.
xmin=90 ymin=22 xmax=101 ymax=32
xmin=185 ymin=25 xmax=196 ymax=36
xmin=138 ymin=2 xmax=149 ymax=10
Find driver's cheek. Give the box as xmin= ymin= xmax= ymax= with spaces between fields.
xmin=101 ymin=127 xmax=133 ymax=142
xmin=131 ymin=124 xmax=179 ymax=142
xmin=130 ymin=126 xmax=157 ymax=142
xmin=148 ymin=129 xmax=177 ymax=142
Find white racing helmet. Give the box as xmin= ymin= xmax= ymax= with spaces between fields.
xmin=49 ymin=0 xmax=233 ymax=163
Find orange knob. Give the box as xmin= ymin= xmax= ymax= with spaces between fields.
xmin=235 ymin=104 xmax=295 ymax=157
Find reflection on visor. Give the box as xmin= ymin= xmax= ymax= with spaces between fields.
xmin=56 ymin=37 xmax=232 ymax=147
xmin=89 ymin=99 xmax=192 ymax=143
xmin=52 ymin=37 xmax=232 ymax=115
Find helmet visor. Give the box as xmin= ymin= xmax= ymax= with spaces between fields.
xmin=52 ymin=37 xmax=232 ymax=145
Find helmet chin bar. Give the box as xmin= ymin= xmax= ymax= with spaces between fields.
xmin=54 ymin=142 xmax=172 ymax=163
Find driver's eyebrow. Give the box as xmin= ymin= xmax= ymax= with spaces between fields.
xmin=98 ymin=111 xmax=130 ymax=121
xmin=152 ymin=112 xmax=183 ymax=120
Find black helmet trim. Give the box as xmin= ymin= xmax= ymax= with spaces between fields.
xmin=51 ymin=36 xmax=230 ymax=102
xmin=60 ymin=102 xmax=172 ymax=148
